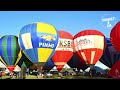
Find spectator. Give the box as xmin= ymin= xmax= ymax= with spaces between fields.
xmin=0 ymin=71 xmax=2 ymax=79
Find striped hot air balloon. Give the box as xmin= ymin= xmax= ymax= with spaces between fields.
xmin=18 ymin=22 xmax=58 ymax=72
xmin=73 ymin=30 xmax=106 ymax=69
xmin=67 ymin=52 xmax=88 ymax=71
xmin=52 ymin=30 xmax=73 ymax=72
xmin=0 ymin=35 xmax=22 ymax=72
xmin=0 ymin=36 xmax=5 ymax=69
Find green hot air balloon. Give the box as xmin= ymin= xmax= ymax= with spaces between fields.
xmin=0 ymin=35 xmax=22 ymax=73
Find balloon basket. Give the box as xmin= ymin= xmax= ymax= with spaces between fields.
xmin=35 ymin=62 xmax=45 ymax=79
xmin=36 ymin=62 xmax=45 ymax=71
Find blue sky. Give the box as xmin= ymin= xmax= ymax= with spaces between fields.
xmin=0 ymin=11 xmax=119 ymax=37
xmin=0 ymin=11 xmax=120 ymax=69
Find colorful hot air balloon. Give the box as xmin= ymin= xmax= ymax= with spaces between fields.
xmin=17 ymin=51 xmax=37 ymax=70
xmin=67 ymin=52 xmax=88 ymax=71
xmin=110 ymin=21 xmax=120 ymax=52
xmin=51 ymin=30 xmax=73 ymax=72
xmin=0 ymin=35 xmax=22 ymax=72
xmin=18 ymin=22 xmax=58 ymax=72
xmin=108 ymin=60 xmax=120 ymax=79
xmin=43 ymin=59 xmax=54 ymax=72
xmin=73 ymin=30 xmax=106 ymax=68
xmin=99 ymin=38 xmax=120 ymax=68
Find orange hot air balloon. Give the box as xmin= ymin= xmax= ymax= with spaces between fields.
xmin=52 ymin=30 xmax=73 ymax=72
xmin=73 ymin=30 xmax=106 ymax=68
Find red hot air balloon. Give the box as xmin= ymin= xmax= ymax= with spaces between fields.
xmin=108 ymin=60 xmax=120 ymax=79
xmin=67 ymin=42 xmax=88 ymax=71
xmin=73 ymin=30 xmax=106 ymax=68
xmin=110 ymin=21 xmax=120 ymax=52
xmin=52 ymin=30 xmax=73 ymax=72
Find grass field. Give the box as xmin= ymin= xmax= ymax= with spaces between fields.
xmin=0 ymin=75 xmax=112 ymax=79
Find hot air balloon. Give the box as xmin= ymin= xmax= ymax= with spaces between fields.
xmin=18 ymin=22 xmax=58 ymax=74
xmin=99 ymin=38 xmax=120 ymax=68
xmin=0 ymin=35 xmax=22 ymax=73
xmin=110 ymin=21 xmax=120 ymax=52
xmin=108 ymin=60 xmax=120 ymax=79
xmin=43 ymin=59 xmax=54 ymax=72
xmin=17 ymin=51 xmax=37 ymax=70
xmin=73 ymin=30 xmax=106 ymax=70
xmin=67 ymin=52 xmax=88 ymax=71
xmin=51 ymin=30 xmax=73 ymax=72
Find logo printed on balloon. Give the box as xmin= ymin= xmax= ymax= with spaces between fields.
xmin=56 ymin=38 xmax=73 ymax=51
xmin=77 ymin=38 xmax=92 ymax=45
xmin=37 ymin=33 xmax=57 ymax=49
xmin=74 ymin=35 xmax=104 ymax=51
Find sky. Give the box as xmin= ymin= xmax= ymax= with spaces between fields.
xmin=0 ymin=11 xmax=120 ymax=69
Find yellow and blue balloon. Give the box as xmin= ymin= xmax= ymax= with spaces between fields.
xmin=18 ymin=22 xmax=59 ymax=68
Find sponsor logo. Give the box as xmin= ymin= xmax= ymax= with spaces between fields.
xmin=75 ymin=38 xmax=92 ymax=46
xmin=58 ymin=39 xmax=73 ymax=48
xmin=40 ymin=35 xmax=56 ymax=41
xmin=39 ymin=42 xmax=54 ymax=48
xmin=37 ymin=33 xmax=57 ymax=49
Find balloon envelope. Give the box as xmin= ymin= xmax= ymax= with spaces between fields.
xmin=18 ymin=22 xmax=58 ymax=70
xmin=99 ymin=38 xmax=120 ymax=68
xmin=73 ymin=30 xmax=106 ymax=66
xmin=0 ymin=35 xmax=22 ymax=72
xmin=17 ymin=51 xmax=37 ymax=69
xmin=52 ymin=30 xmax=73 ymax=72
xmin=43 ymin=59 xmax=54 ymax=72
xmin=67 ymin=52 xmax=88 ymax=71
xmin=110 ymin=21 xmax=120 ymax=52
xmin=108 ymin=60 xmax=120 ymax=79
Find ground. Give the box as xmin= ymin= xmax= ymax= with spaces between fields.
xmin=0 ymin=74 xmax=113 ymax=79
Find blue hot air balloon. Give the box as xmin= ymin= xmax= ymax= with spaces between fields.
xmin=18 ymin=22 xmax=58 ymax=72
xmin=43 ymin=59 xmax=54 ymax=72
xmin=99 ymin=38 xmax=120 ymax=68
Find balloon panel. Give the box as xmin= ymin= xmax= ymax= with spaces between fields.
xmin=17 ymin=51 xmax=34 ymax=68
xmin=100 ymin=38 xmax=120 ymax=68
xmin=67 ymin=52 xmax=88 ymax=71
xmin=110 ymin=21 xmax=120 ymax=52
xmin=43 ymin=59 xmax=54 ymax=71
xmin=108 ymin=60 xmax=120 ymax=79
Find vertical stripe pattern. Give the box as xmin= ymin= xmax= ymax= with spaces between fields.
xmin=0 ymin=35 xmax=21 ymax=66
